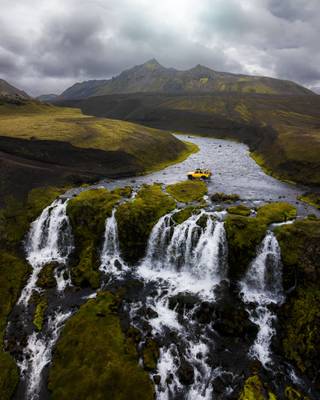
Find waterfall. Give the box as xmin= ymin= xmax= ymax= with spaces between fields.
xmin=18 ymin=310 xmax=72 ymax=400
xmin=18 ymin=199 xmax=73 ymax=306
xmin=100 ymin=209 xmax=126 ymax=275
xmin=239 ymin=231 xmax=284 ymax=367
xmin=136 ymin=212 xmax=228 ymax=399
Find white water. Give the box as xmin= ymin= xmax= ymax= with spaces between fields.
xmin=18 ymin=199 xmax=73 ymax=306
xmin=136 ymin=212 xmax=228 ymax=399
xmin=100 ymin=209 xmax=127 ymax=276
xmin=18 ymin=310 xmax=72 ymax=400
xmin=240 ymin=231 xmax=284 ymax=367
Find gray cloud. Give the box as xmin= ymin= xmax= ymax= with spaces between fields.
xmin=0 ymin=0 xmax=319 ymax=96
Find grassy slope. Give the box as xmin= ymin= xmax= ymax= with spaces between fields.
xmin=65 ymin=93 xmax=320 ymax=186
xmin=0 ymin=101 xmax=189 ymax=170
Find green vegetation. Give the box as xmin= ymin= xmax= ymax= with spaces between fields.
xmin=298 ymin=192 xmax=320 ymax=210
xmin=67 ymin=188 xmax=121 ymax=288
xmin=36 ymin=263 xmax=57 ymax=289
xmin=227 ymin=204 xmax=251 ymax=216
xmin=32 ymin=295 xmax=47 ymax=332
xmin=166 ymin=180 xmax=207 ymax=203
xmin=48 ymin=291 xmax=154 ymax=400
xmin=225 ymin=215 xmax=267 ymax=280
xmin=284 ymin=386 xmax=310 ymax=400
xmin=239 ymin=375 xmax=276 ymax=400
xmin=172 ymin=206 xmax=200 ymax=224
xmin=111 ymin=186 xmax=133 ymax=198
xmin=275 ymin=219 xmax=320 ymax=287
xmin=256 ymin=202 xmax=297 ymax=224
xmin=116 ymin=184 xmax=176 ymax=264
xmin=280 ymin=288 xmax=320 ymax=380
xmin=211 ymin=192 xmax=240 ymax=203
xmin=0 ymin=101 xmax=190 ymax=172
xmin=142 ymin=339 xmax=159 ymax=371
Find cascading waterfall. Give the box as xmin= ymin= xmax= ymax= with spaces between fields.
xmin=18 ymin=199 xmax=73 ymax=306
xmin=100 ymin=209 xmax=126 ymax=275
xmin=239 ymin=231 xmax=284 ymax=367
xmin=136 ymin=212 xmax=229 ymax=399
xmin=15 ymin=198 xmax=74 ymax=400
xmin=18 ymin=310 xmax=72 ymax=400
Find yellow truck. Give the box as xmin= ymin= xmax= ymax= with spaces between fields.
xmin=187 ymin=168 xmax=212 ymax=180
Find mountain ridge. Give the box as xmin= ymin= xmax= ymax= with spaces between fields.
xmin=0 ymin=78 xmax=29 ymax=99
xmin=58 ymin=59 xmax=314 ymax=100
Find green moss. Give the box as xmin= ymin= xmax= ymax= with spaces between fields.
xmin=36 ymin=262 xmax=57 ymax=289
xmin=142 ymin=339 xmax=159 ymax=371
xmin=111 ymin=186 xmax=133 ymax=198
xmin=284 ymin=386 xmax=310 ymax=400
xmin=275 ymin=219 xmax=320 ymax=288
xmin=225 ymin=215 xmax=267 ymax=280
xmin=227 ymin=205 xmax=251 ymax=216
xmin=166 ymin=180 xmax=207 ymax=203
xmin=172 ymin=206 xmax=199 ymax=224
xmin=116 ymin=184 xmax=176 ymax=264
xmin=298 ymin=192 xmax=320 ymax=210
xmin=48 ymin=291 xmax=154 ymax=400
xmin=280 ymin=288 xmax=320 ymax=381
xmin=33 ymin=296 xmax=47 ymax=332
xmin=239 ymin=375 xmax=276 ymax=400
xmin=211 ymin=192 xmax=240 ymax=203
xmin=67 ymin=188 xmax=121 ymax=288
xmin=0 ymin=252 xmax=29 ymax=399
xmin=256 ymin=202 xmax=297 ymax=224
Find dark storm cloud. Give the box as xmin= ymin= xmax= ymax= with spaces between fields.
xmin=0 ymin=0 xmax=319 ymax=95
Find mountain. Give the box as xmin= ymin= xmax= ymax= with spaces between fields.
xmin=0 ymin=78 xmax=29 ymax=99
xmin=59 ymin=59 xmax=314 ymax=100
xmin=37 ymin=94 xmax=59 ymax=102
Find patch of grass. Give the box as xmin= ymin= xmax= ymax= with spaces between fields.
xmin=239 ymin=375 xmax=276 ymax=400
xmin=298 ymin=192 xmax=320 ymax=210
xmin=0 ymin=102 xmax=190 ymax=172
xmin=166 ymin=180 xmax=207 ymax=203
xmin=256 ymin=202 xmax=297 ymax=224
xmin=227 ymin=204 xmax=251 ymax=216
xmin=36 ymin=263 xmax=57 ymax=289
xmin=211 ymin=192 xmax=240 ymax=203
xmin=116 ymin=184 xmax=176 ymax=264
xmin=225 ymin=215 xmax=267 ymax=280
xmin=32 ymin=295 xmax=47 ymax=332
xmin=48 ymin=291 xmax=154 ymax=400
xmin=67 ymin=188 xmax=121 ymax=288
xmin=172 ymin=206 xmax=200 ymax=224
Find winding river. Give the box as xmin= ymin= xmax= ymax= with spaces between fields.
xmin=85 ymin=134 xmax=317 ymax=216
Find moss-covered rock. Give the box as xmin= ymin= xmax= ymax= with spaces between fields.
xmin=225 ymin=215 xmax=267 ymax=281
xmin=284 ymin=386 xmax=310 ymax=400
xmin=211 ymin=192 xmax=240 ymax=203
xmin=142 ymin=339 xmax=159 ymax=371
xmin=48 ymin=291 xmax=154 ymax=400
xmin=275 ymin=220 xmax=320 ymax=289
xmin=239 ymin=375 xmax=276 ymax=400
xmin=67 ymin=188 xmax=121 ymax=288
xmin=111 ymin=186 xmax=133 ymax=198
xmin=298 ymin=192 xmax=320 ymax=210
xmin=172 ymin=206 xmax=199 ymax=224
xmin=256 ymin=202 xmax=296 ymax=224
xmin=32 ymin=295 xmax=47 ymax=332
xmin=116 ymin=184 xmax=176 ymax=264
xmin=279 ymin=288 xmax=320 ymax=386
xmin=166 ymin=180 xmax=207 ymax=203
xmin=36 ymin=262 xmax=57 ymax=289
xmin=227 ymin=204 xmax=251 ymax=216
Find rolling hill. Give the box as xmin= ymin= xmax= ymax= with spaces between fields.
xmin=58 ymin=59 xmax=313 ymax=100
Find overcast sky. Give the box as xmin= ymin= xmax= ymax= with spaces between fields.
xmin=1 ymin=0 xmax=320 ymax=96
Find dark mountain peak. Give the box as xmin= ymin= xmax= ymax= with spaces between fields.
xmin=0 ymin=78 xmax=29 ymax=99
xmin=141 ymin=58 xmax=164 ymax=70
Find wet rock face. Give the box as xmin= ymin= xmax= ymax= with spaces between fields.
xmin=177 ymin=359 xmax=195 ymax=385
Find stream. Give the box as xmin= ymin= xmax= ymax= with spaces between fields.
xmin=6 ymin=134 xmax=319 ymax=399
